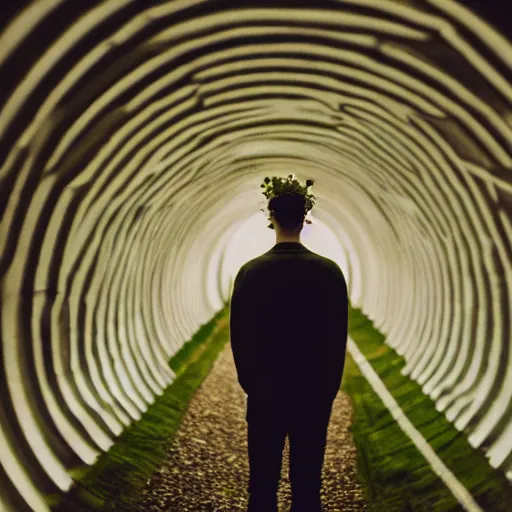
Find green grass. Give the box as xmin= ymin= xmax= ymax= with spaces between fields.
xmin=345 ymin=304 xmax=512 ymax=511
xmin=52 ymin=307 xmax=229 ymax=511
xmin=342 ymin=353 xmax=460 ymax=512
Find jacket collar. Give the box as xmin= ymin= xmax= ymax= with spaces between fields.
xmin=270 ymin=241 xmax=306 ymax=252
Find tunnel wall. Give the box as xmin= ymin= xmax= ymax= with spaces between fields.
xmin=0 ymin=1 xmax=511 ymax=510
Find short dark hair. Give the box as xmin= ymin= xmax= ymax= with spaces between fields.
xmin=268 ymin=193 xmax=306 ymax=231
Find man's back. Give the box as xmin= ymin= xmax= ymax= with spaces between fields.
xmin=230 ymin=241 xmax=349 ymax=403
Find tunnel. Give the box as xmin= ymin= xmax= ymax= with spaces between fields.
xmin=1 ymin=1 xmax=511 ymax=510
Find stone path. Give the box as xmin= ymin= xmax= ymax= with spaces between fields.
xmin=131 ymin=343 xmax=368 ymax=511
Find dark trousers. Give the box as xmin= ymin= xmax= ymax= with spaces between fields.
xmin=245 ymin=393 xmax=333 ymax=512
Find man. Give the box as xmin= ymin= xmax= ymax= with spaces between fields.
xmin=229 ymin=176 xmax=349 ymax=512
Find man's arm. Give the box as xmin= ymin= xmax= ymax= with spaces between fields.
xmin=229 ymin=266 xmax=255 ymax=395
xmin=325 ymin=265 xmax=349 ymax=402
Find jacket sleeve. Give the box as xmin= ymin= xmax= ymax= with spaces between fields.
xmin=229 ymin=266 xmax=255 ymax=395
xmin=325 ymin=266 xmax=349 ymax=401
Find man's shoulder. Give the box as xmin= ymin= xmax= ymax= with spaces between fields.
xmin=243 ymin=250 xmax=340 ymax=275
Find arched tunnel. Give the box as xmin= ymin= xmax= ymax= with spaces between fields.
xmin=1 ymin=1 xmax=512 ymax=511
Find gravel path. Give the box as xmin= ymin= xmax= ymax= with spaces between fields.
xmin=132 ymin=343 xmax=368 ymax=511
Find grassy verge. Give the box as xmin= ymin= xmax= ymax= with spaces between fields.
xmin=52 ymin=307 xmax=229 ymax=511
xmin=342 ymin=352 xmax=461 ymax=511
xmin=344 ymin=304 xmax=512 ymax=511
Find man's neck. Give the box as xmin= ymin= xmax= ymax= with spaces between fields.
xmin=275 ymin=234 xmax=301 ymax=244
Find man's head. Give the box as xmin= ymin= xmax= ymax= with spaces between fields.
xmin=268 ymin=193 xmax=306 ymax=234
xmin=261 ymin=174 xmax=316 ymax=235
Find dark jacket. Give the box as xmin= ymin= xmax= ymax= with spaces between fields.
xmin=229 ymin=241 xmax=348 ymax=404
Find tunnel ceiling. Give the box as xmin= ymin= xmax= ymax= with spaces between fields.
xmin=1 ymin=1 xmax=512 ymax=510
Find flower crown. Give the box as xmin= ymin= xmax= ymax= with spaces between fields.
xmin=260 ymin=174 xmax=316 ymax=228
